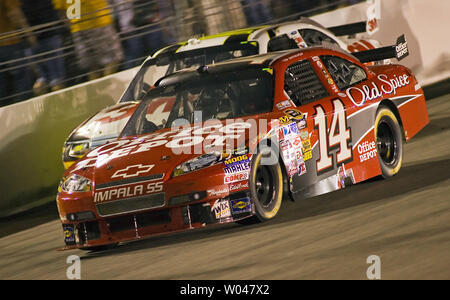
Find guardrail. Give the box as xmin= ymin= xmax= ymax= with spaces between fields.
xmin=0 ymin=0 xmax=448 ymax=217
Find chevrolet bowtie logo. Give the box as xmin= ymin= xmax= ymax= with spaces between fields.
xmin=111 ymin=164 xmax=155 ymax=179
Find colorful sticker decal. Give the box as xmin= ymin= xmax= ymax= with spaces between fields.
xmin=230 ymin=198 xmax=252 ymax=215
xmin=211 ymin=199 xmax=231 ymax=219
xmin=302 ymin=140 xmax=311 ymax=152
xmin=276 ymin=100 xmax=293 ymax=111
xmin=279 ymin=115 xmax=292 ymax=125
xmin=229 ymin=181 xmax=249 ymax=192
xmin=224 ymin=155 xmax=250 ymax=174
xmin=284 ymin=109 xmax=303 ymax=120
xmin=303 ymin=150 xmax=312 ymax=161
xmin=297 ymin=118 xmax=307 ymax=130
xmin=280 ymin=136 xmax=308 ymax=177
xmin=289 ymin=30 xmax=308 ymax=48
xmin=315 ymin=57 xmax=340 ymax=93
xmin=63 ymin=225 xmax=75 ymax=243
xmin=278 ymin=127 xmax=285 ymax=140
xmin=299 ymin=130 xmax=309 ymax=141
xmin=224 ymin=171 xmax=249 ymax=184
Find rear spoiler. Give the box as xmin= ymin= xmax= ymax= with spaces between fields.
xmin=327 ymin=21 xmax=367 ymax=37
xmin=352 ymin=35 xmax=409 ymax=63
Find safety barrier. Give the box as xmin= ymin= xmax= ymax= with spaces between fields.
xmin=0 ymin=0 xmax=448 ymax=217
xmin=0 ymin=68 xmax=137 ymax=217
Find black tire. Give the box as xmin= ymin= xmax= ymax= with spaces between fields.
xmin=247 ymin=144 xmax=283 ymax=222
xmin=374 ymin=107 xmax=403 ymax=178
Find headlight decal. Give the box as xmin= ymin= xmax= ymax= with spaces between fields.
xmin=61 ymin=174 xmax=92 ymax=193
xmin=173 ymin=152 xmax=223 ymax=177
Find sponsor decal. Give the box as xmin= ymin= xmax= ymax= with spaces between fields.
xmin=297 ymin=118 xmax=307 ymax=130
xmin=303 ymin=150 xmax=312 ymax=161
xmin=211 ymin=199 xmax=231 ymax=219
xmin=279 ymin=115 xmax=292 ymax=125
xmin=278 ymin=127 xmax=285 ymax=140
xmin=207 ymin=187 xmax=229 ymax=197
xmin=396 ymin=35 xmax=409 ymax=61
xmin=230 ymin=198 xmax=252 ymax=214
xmin=358 ymin=141 xmax=377 ymax=162
xmin=276 ymin=100 xmax=293 ymax=111
xmin=94 ymin=181 xmax=163 ymax=203
xmin=299 ymin=130 xmax=309 ymax=141
xmin=111 ymin=164 xmax=155 ymax=179
xmin=282 ymin=122 xmax=299 ymax=137
xmin=224 ymin=171 xmax=249 ymax=184
xmin=229 ymin=181 xmax=249 ymax=192
xmin=302 ymin=139 xmax=311 ymax=152
xmin=63 ymin=225 xmax=75 ymax=243
xmin=346 ymin=74 xmax=410 ymax=107
xmin=224 ymin=162 xmax=250 ymax=174
xmin=292 ymin=136 xmax=302 ymax=147
xmin=303 ymin=151 xmax=312 ymax=161
xmin=224 ymin=155 xmax=250 ymax=174
xmin=298 ymin=162 xmax=307 ymax=176
xmin=284 ymin=109 xmax=303 ymax=120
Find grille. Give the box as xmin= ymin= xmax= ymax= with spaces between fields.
xmin=96 ymin=193 xmax=165 ymax=217
xmin=107 ymin=210 xmax=171 ymax=233
xmin=284 ymin=59 xmax=329 ymax=105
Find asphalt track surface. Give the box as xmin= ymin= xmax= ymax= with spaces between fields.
xmin=0 ymin=94 xmax=449 ymax=280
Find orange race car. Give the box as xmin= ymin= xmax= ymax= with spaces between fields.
xmin=57 ymin=40 xmax=428 ymax=250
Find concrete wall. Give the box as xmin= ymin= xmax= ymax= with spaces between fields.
xmin=0 ymin=68 xmax=137 ymax=217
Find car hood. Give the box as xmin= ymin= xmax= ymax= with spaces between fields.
xmin=66 ymin=102 xmax=140 ymax=145
xmin=67 ymin=114 xmax=281 ymax=186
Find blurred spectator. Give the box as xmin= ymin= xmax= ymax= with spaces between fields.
xmin=108 ymin=0 xmax=142 ymax=69
xmin=241 ymin=0 xmax=271 ymax=26
xmin=21 ymin=0 xmax=66 ymax=94
xmin=132 ymin=0 xmax=167 ymax=57
xmin=53 ymin=0 xmax=124 ymax=80
xmin=0 ymin=0 xmax=34 ymax=103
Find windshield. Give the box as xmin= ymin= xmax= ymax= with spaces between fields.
xmin=121 ymin=68 xmax=274 ymax=137
xmin=119 ymin=42 xmax=259 ymax=103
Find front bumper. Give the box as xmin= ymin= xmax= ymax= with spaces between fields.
xmin=57 ymin=171 xmax=253 ymax=250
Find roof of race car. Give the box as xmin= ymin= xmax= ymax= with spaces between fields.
xmin=153 ymin=49 xmax=296 ymax=87
xmin=155 ymin=45 xmax=358 ymax=88
xmin=151 ymin=26 xmax=267 ymax=58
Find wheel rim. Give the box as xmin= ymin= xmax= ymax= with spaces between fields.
xmin=377 ymin=119 xmax=398 ymax=166
xmin=255 ymin=165 xmax=275 ymax=209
